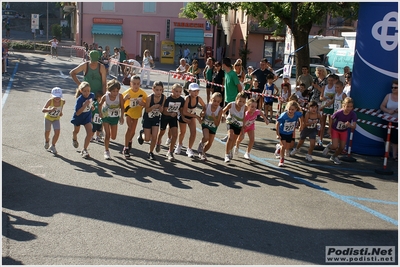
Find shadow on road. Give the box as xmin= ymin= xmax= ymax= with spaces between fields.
xmin=3 ymin=161 xmax=398 ymax=265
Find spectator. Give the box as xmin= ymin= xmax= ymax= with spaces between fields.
xmin=49 ymin=36 xmax=59 ymax=58
xmin=119 ymin=46 xmax=128 ymax=75
xmin=140 ymin=49 xmax=153 ymax=88
xmin=380 ymin=80 xmax=398 ymax=161
xmin=39 ymin=23 xmax=44 ymax=37
xmin=296 ymin=65 xmax=314 ymax=89
xmin=251 ymin=58 xmax=277 ymax=92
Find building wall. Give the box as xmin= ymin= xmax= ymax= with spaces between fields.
xmin=76 ymin=2 xmax=215 ymax=62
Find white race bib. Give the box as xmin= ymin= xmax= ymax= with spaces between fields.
xmin=283 ymin=121 xmax=296 ymax=132
xmin=130 ymin=97 xmax=142 ymax=108
xmin=48 ymin=107 xmax=62 ymax=117
xmin=108 ymin=108 xmax=120 ymax=118
xmin=167 ymin=102 xmax=181 ymax=113
xmin=93 ymin=113 xmax=102 ymax=124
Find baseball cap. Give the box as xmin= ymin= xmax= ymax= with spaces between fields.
xmin=188 ymin=83 xmax=200 ymax=91
xmin=247 ymin=66 xmax=254 ymax=69
xmin=89 ymin=50 xmax=100 ymax=62
xmin=283 ymin=74 xmax=290 ymax=79
xmin=51 ymin=87 xmax=63 ymax=98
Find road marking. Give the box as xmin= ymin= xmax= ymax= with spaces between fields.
xmin=206 ymin=129 xmax=398 ymax=226
xmin=2 ymin=62 xmax=19 ymax=110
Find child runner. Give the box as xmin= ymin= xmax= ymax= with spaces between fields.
xmin=198 ymin=92 xmax=224 ymax=161
xmin=156 ymin=83 xmax=185 ymax=161
xmin=175 ymin=83 xmax=206 ymax=158
xmin=290 ymin=101 xmax=321 ymax=161
xmin=71 ymin=82 xmax=95 ymax=159
xmin=333 ymin=81 xmax=347 ymax=113
xmin=234 ymin=98 xmax=269 ymax=159
xmin=91 ymin=91 xmax=103 ymax=142
xmin=322 ymin=97 xmax=357 ymax=164
xmin=98 ymin=79 xmax=124 ymax=160
xmin=42 ymin=87 xmax=65 ymax=154
xmin=222 ymin=92 xmax=247 ymax=162
xmin=276 ymin=100 xmax=303 ymax=167
xmin=121 ymin=75 xmax=147 ymax=158
xmin=263 ymin=73 xmax=279 ymax=121
xmin=137 ymin=81 xmax=165 ymax=160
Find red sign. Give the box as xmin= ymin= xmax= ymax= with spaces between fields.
xmin=93 ymin=18 xmax=123 ymax=24
xmin=173 ymin=22 xmax=204 ymax=28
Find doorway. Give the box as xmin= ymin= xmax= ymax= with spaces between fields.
xmin=141 ymin=34 xmax=156 ymax=60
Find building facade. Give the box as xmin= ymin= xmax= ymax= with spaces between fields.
xmin=74 ymin=2 xmax=216 ymax=64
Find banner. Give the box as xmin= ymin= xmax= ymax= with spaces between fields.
xmin=351 ymin=2 xmax=398 ymax=156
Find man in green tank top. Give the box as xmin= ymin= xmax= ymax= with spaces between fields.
xmin=70 ymin=50 xmax=107 ymax=95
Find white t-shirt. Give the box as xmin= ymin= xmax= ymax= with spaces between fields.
xmin=51 ymin=40 xmax=58 ymax=48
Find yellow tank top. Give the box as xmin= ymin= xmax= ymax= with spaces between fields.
xmin=44 ymin=98 xmax=64 ymax=121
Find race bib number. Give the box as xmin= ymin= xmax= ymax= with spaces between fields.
xmin=148 ymin=109 xmax=161 ymax=118
xmin=227 ymin=115 xmax=243 ymax=127
xmin=244 ymin=119 xmax=255 ymax=128
xmin=83 ymin=102 xmax=92 ymax=113
xmin=334 ymin=101 xmax=342 ymax=112
xmin=48 ymin=107 xmax=61 ymax=117
xmin=283 ymin=121 xmax=296 ymax=132
xmin=108 ymin=108 xmax=120 ymax=118
xmin=167 ymin=102 xmax=181 ymax=113
xmin=187 ymin=108 xmax=196 ymax=115
xmin=307 ymin=119 xmax=317 ymax=129
xmin=252 ymin=92 xmax=258 ymax=100
xmin=92 ymin=113 xmax=102 ymax=124
xmin=336 ymin=121 xmax=347 ymax=130
xmin=130 ymin=97 xmax=142 ymax=108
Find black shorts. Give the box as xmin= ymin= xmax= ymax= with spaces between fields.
xmin=202 ymin=125 xmax=217 ymax=135
xmin=143 ymin=117 xmax=160 ymax=129
xmin=228 ymin=124 xmax=242 ymax=135
xmin=206 ymin=83 xmax=212 ymax=89
xmin=390 ymin=122 xmax=398 ymax=145
xmin=92 ymin=123 xmax=102 ymax=133
xmin=264 ymin=102 xmax=273 ymax=106
xmin=160 ymin=115 xmax=178 ymax=130
xmin=280 ymin=133 xmax=294 ymax=142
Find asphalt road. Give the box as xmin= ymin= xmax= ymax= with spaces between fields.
xmin=2 ymin=51 xmax=398 ymax=265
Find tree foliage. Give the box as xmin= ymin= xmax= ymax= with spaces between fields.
xmin=181 ymin=2 xmax=359 ymax=75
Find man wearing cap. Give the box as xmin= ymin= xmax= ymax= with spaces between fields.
xmin=251 ymin=58 xmax=277 ymax=92
xmin=70 ymin=50 xmax=107 ymax=95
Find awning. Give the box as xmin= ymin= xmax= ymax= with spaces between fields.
xmin=92 ymin=24 xmax=123 ymax=35
xmin=174 ymin=28 xmax=204 ymax=45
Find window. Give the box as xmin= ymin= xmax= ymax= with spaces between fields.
xmin=232 ymin=39 xmax=236 ymax=57
xmin=144 ymin=2 xmax=156 ymax=13
xmin=102 ymin=2 xmax=114 ymax=11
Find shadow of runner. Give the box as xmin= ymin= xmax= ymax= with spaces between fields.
xmin=2 ymin=161 xmax=398 ymax=265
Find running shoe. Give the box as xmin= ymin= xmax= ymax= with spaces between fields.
xmin=73 ymin=139 xmax=79 ymax=148
xmin=48 ymin=145 xmax=57 ymax=154
xmin=322 ymin=145 xmax=330 ymax=156
xmin=244 ymin=152 xmax=250 ymax=159
xmin=233 ymin=146 xmax=238 ymax=155
xmin=44 ymin=141 xmax=49 ymax=150
xmin=156 ymin=143 xmax=161 ymax=153
xmin=81 ymin=149 xmax=89 ymax=159
xmin=186 ymin=148 xmax=194 ymax=158
xmin=123 ymin=147 xmax=130 ymax=158
xmin=330 ymin=156 xmax=341 ymax=165
xmin=305 ymin=154 xmax=313 ymax=162
xmin=137 ymin=130 xmax=144 ymax=145
xmin=289 ymin=148 xmax=298 ymax=156
xmin=165 ymin=138 xmax=171 ymax=146
xmin=148 ymin=152 xmax=156 ymax=160
xmin=278 ymin=158 xmax=284 ymax=167
xmin=224 ymin=154 xmax=230 ymax=163
xmin=199 ymin=153 xmax=207 ymax=161
xmin=221 ymin=135 xmax=228 ymax=142
xmin=197 ymin=141 xmax=204 ymax=153
xmin=174 ymin=145 xmax=182 ymax=154
xmin=104 ymin=150 xmax=111 ymax=160
xmin=167 ymin=151 xmax=175 ymax=161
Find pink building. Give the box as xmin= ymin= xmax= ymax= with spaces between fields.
xmin=74 ymin=2 xmax=216 ymax=64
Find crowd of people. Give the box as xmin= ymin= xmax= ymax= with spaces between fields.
xmin=42 ymin=54 xmax=394 ymax=167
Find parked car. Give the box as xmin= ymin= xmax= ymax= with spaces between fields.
xmin=275 ymin=64 xmax=339 ymax=90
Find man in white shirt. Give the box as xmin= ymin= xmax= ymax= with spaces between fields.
xmin=49 ymin=36 xmax=59 ymax=58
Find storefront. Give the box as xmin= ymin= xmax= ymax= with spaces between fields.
xmin=91 ymin=18 xmax=123 ymax=51
xmin=173 ymin=22 xmax=205 ymax=64
xmin=263 ymin=34 xmax=285 ymax=68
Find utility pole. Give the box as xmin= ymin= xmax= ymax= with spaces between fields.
xmin=46 ymin=2 xmax=49 ymax=40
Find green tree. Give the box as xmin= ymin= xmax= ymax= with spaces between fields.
xmin=181 ymin=2 xmax=359 ymax=77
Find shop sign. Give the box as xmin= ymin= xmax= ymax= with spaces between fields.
xmin=93 ymin=18 xmax=123 ymax=24
xmin=174 ymin=22 xmax=204 ymax=28
xmin=264 ymin=35 xmax=285 ymax=41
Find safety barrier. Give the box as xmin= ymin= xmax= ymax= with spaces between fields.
xmin=27 ymin=42 xmax=86 ymax=61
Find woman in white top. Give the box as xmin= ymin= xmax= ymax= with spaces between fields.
xmin=140 ymin=49 xmax=154 ymax=88
xmin=380 ymin=80 xmax=398 ymax=161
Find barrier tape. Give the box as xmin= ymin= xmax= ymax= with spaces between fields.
xmin=354 ymin=107 xmax=398 ymax=122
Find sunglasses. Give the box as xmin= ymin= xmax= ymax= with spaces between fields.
xmin=392 ymin=87 xmax=398 ymax=89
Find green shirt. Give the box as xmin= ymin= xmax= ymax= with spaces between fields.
xmin=84 ymin=62 xmax=103 ymax=95
xmin=205 ymin=66 xmax=213 ymax=82
xmin=224 ymin=69 xmax=240 ymax=103
xmin=119 ymin=50 xmax=127 ymax=62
